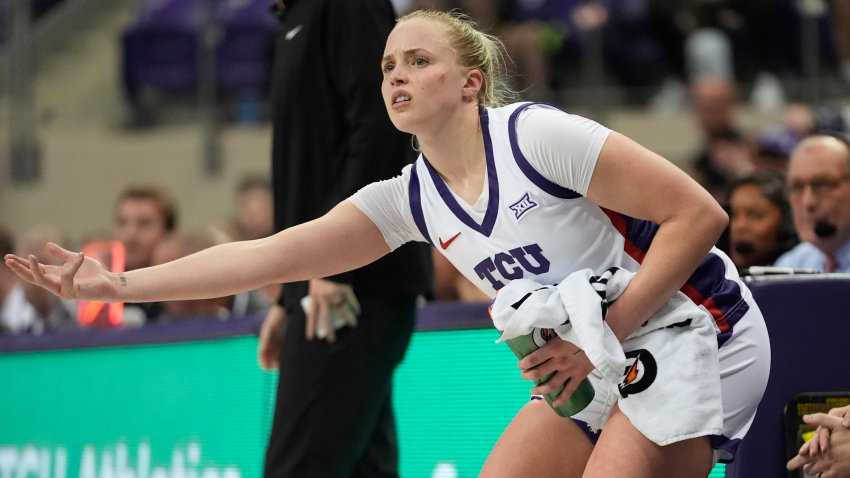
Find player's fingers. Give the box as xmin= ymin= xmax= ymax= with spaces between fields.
xmin=5 ymin=256 xmax=36 ymax=283
xmin=59 ymin=252 xmax=85 ymax=299
xmin=530 ymin=370 xmax=564 ymax=395
xmin=29 ymin=255 xmax=58 ymax=295
xmin=521 ymin=358 xmax=558 ymax=382
xmin=551 ymin=377 xmax=580 ymax=408
xmin=518 ymin=347 xmax=553 ymax=371
xmin=4 ymin=254 xmax=31 ymax=270
xmin=46 ymin=242 xmax=78 ymax=262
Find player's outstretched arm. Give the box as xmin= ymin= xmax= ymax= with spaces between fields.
xmin=4 ymin=201 xmax=389 ymax=304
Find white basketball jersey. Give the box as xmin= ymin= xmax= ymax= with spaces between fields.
xmin=352 ymin=103 xmax=749 ymax=344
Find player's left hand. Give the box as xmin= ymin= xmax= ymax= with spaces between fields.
xmin=518 ymin=337 xmax=594 ymax=408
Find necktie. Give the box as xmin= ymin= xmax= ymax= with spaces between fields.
xmin=824 ymin=255 xmax=838 ymax=273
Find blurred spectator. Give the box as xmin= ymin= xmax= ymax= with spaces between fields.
xmin=497 ymin=8 xmax=555 ymax=100
xmin=752 ymin=104 xmax=814 ymax=172
xmin=784 ymin=103 xmax=818 ymax=137
xmin=647 ymin=0 xmax=786 ymax=111
xmin=497 ymin=0 xmax=660 ymax=101
xmin=211 ymin=175 xmax=276 ymax=243
xmin=113 ymin=185 xmax=178 ymax=322
xmin=151 ymin=232 xmax=232 ymax=320
xmin=398 ymin=0 xmax=661 ymax=101
xmin=780 ymin=0 xmax=844 ymax=84
xmin=15 ymin=224 xmax=78 ymax=333
xmin=687 ymin=77 xmax=754 ymax=202
xmin=775 ymin=135 xmax=850 ymax=272
xmin=726 ymin=171 xmax=797 ymax=272
xmin=0 ymin=227 xmax=37 ymax=334
xmin=754 ymin=127 xmax=798 ymax=173
xmin=234 ymin=176 xmax=274 ymax=240
xmin=207 ymin=176 xmax=279 ymax=313
xmin=815 ymin=99 xmax=850 ymax=136
xmin=431 ymin=250 xmax=489 ymax=302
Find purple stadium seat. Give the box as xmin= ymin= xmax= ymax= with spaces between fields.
xmin=215 ymin=0 xmax=277 ymax=92
xmin=122 ymin=0 xmax=201 ymax=102
xmin=121 ymin=0 xmax=276 ymax=105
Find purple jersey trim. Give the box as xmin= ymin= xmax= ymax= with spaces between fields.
xmin=711 ymin=434 xmax=742 ymax=463
xmin=408 ymin=162 xmax=433 ymax=246
xmin=508 ymin=102 xmax=582 ymax=200
xmin=602 ymin=209 xmax=748 ymax=347
xmin=570 ymin=419 xmax=742 ymax=463
xmin=681 ymin=253 xmax=749 ymax=347
xmin=421 ymin=106 xmax=500 ymax=237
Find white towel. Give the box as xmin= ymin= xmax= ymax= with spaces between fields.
xmin=489 ymin=268 xmax=723 ymax=446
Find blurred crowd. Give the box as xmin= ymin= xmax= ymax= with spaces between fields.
xmin=3 ymin=0 xmax=850 ymax=335
xmin=0 ymin=178 xmax=280 ymax=334
xmin=391 ymin=0 xmax=850 ymax=107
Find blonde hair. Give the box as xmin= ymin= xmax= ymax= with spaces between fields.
xmin=398 ymin=10 xmax=517 ymax=107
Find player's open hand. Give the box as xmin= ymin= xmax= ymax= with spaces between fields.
xmin=4 ymin=242 xmax=116 ymax=302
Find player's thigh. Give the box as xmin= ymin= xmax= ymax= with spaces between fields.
xmin=584 ymin=406 xmax=713 ymax=478
xmin=481 ymin=399 xmax=594 ymax=478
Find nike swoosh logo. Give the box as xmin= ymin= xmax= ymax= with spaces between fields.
xmin=285 ymin=25 xmax=302 ymax=41
xmin=439 ymin=232 xmax=461 ymax=250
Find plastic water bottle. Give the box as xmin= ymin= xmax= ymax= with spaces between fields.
xmin=505 ymin=327 xmax=595 ymax=417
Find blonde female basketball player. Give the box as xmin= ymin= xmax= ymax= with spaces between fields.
xmin=6 ymin=10 xmax=769 ymax=478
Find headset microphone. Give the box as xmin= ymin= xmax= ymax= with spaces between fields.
xmin=814 ymin=219 xmax=838 ymax=238
xmin=733 ymin=241 xmax=756 ymax=255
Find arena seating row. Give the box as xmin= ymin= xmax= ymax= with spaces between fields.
xmin=121 ymin=0 xmax=276 ymax=106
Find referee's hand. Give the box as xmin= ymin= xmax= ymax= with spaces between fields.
xmin=258 ymin=304 xmax=287 ymax=370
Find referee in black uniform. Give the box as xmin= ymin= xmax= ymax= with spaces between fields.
xmin=259 ymin=1 xmax=431 ymax=476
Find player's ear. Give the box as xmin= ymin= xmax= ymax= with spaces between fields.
xmin=462 ymin=69 xmax=483 ymax=102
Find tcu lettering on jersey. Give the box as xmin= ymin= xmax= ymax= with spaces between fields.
xmin=473 ymin=243 xmax=551 ymax=290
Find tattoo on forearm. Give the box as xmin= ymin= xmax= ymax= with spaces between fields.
xmin=119 ymin=273 xmax=127 ymax=287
